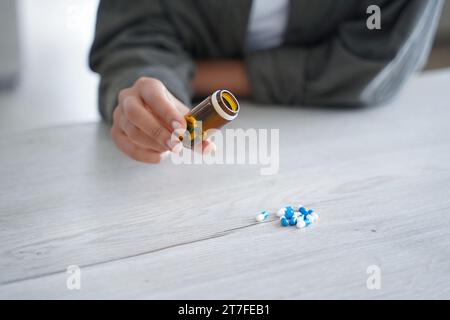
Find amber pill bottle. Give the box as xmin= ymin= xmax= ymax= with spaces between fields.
xmin=181 ymin=90 xmax=240 ymax=148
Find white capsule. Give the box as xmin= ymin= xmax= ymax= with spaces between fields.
xmin=256 ymin=211 xmax=269 ymax=222
xmin=276 ymin=208 xmax=285 ymax=217
xmin=296 ymin=219 xmax=307 ymax=229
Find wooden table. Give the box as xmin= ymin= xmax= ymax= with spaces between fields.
xmin=1 ymin=70 xmax=449 ymax=299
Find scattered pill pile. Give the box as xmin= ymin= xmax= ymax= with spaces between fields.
xmin=256 ymin=205 xmax=319 ymax=229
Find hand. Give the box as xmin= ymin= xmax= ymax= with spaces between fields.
xmin=111 ymin=77 xmax=214 ymax=163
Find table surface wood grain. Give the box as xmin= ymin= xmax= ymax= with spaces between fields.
xmin=0 ymin=70 xmax=449 ymax=299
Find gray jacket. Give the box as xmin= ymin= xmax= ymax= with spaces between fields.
xmin=89 ymin=0 xmax=443 ymax=123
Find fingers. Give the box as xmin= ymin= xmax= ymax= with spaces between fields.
xmin=119 ymin=97 xmax=179 ymax=151
xmin=135 ymin=77 xmax=187 ymax=130
xmin=201 ymin=140 xmax=216 ymax=155
xmin=117 ymin=109 xmax=167 ymax=153
xmin=111 ymin=125 xmax=164 ymax=164
xmin=172 ymin=93 xmax=190 ymax=115
xmin=112 ymin=77 xmax=201 ymax=164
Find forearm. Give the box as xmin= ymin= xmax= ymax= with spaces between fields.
xmin=89 ymin=0 xmax=194 ymax=123
xmin=192 ymin=60 xmax=251 ymax=98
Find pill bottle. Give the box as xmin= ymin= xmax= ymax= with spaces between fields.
xmin=181 ymin=90 xmax=240 ymax=148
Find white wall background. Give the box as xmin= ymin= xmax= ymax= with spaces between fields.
xmin=0 ymin=0 xmax=100 ymax=135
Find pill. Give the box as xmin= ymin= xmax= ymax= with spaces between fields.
xmin=296 ymin=219 xmax=306 ymax=229
xmin=276 ymin=208 xmax=286 ymax=217
xmin=280 ymin=216 xmax=289 ymax=227
xmin=256 ymin=211 xmax=269 ymax=222
xmin=284 ymin=209 xmax=295 ymax=220
xmin=304 ymin=217 xmax=312 ymax=227
xmin=299 ymin=207 xmax=309 ymax=215
xmin=289 ymin=216 xmax=297 ymax=226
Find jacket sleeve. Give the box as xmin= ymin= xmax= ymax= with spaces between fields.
xmin=89 ymin=0 xmax=194 ymax=124
xmin=245 ymin=0 xmax=443 ymax=107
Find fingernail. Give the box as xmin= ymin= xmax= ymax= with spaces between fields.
xmin=166 ymin=138 xmax=176 ymax=150
xmin=172 ymin=142 xmax=183 ymax=154
xmin=172 ymin=121 xmax=182 ymax=130
xmin=166 ymin=136 xmax=183 ymax=151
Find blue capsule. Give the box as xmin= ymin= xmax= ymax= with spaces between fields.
xmin=304 ymin=217 xmax=312 ymax=227
xmin=284 ymin=209 xmax=295 ymax=219
xmin=289 ymin=216 xmax=297 ymax=226
xmin=299 ymin=207 xmax=308 ymax=215
xmin=280 ymin=216 xmax=289 ymax=227
xmin=256 ymin=211 xmax=269 ymax=222
xmin=305 ymin=209 xmax=314 ymax=220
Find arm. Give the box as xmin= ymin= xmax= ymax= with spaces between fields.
xmin=89 ymin=0 xmax=215 ymax=163
xmin=245 ymin=0 xmax=443 ymax=107
xmin=89 ymin=0 xmax=194 ymax=124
